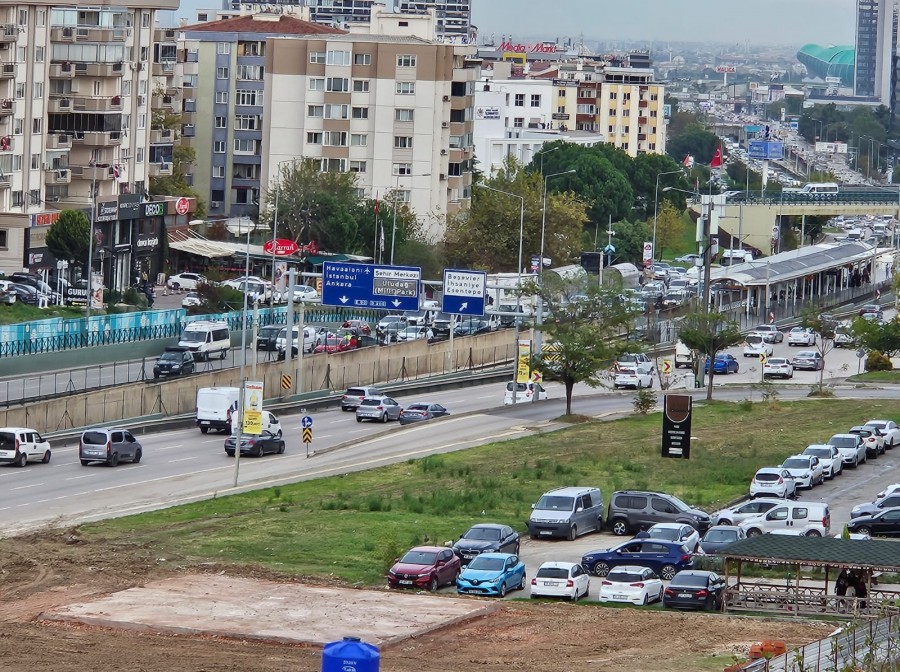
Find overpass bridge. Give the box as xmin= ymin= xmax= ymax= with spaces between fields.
xmin=688 ymin=190 xmax=899 ymax=254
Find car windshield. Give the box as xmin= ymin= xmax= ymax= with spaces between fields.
xmin=181 ymin=331 xmax=205 ymax=343
xmin=796 ymin=351 xmax=816 ymax=358
xmin=467 ymin=556 xmax=506 ymax=571
xmin=783 ymin=458 xmax=809 ymax=469
xmin=805 ymin=448 xmax=830 ymax=459
xmin=536 ymin=567 xmax=570 ymax=579
xmin=463 ymin=527 xmax=501 ymax=541
xmin=648 ymin=527 xmax=680 ymax=541
xmin=830 ymin=436 xmax=855 ymax=448
xmin=754 ymin=472 xmax=780 ymax=481
xmin=406 ymin=404 xmax=430 ymax=412
xmin=704 ymin=529 xmax=738 ymax=543
xmin=670 ymin=574 xmax=709 ymax=588
xmin=400 ymin=550 xmax=436 ymax=565
xmin=746 ymin=336 xmax=762 ymax=344
xmin=159 ymin=352 xmax=181 ymax=361
xmin=867 ymin=422 xmax=887 ymax=430
xmin=607 ymin=571 xmax=645 ymax=583
xmin=534 ymin=495 xmax=574 ymax=512
xmin=791 ymin=327 xmax=804 ymax=333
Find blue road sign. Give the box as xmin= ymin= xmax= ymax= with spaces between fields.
xmin=441 ymin=269 xmax=487 ymax=316
xmin=748 ymin=140 xmax=785 ymax=161
xmin=603 ymin=244 xmax=616 ymax=255
xmin=301 ymin=415 xmax=313 ymax=429
xmin=322 ymin=261 xmax=421 ymax=311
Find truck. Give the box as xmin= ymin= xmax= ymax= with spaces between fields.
xmin=196 ymin=386 xmax=240 ymax=434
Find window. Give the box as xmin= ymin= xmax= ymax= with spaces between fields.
xmin=237 ymin=64 xmax=263 ymax=81
xmin=17 ymin=9 xmax=26 ymax=25
xmin=235 ymin=89 xmax=259 ymax=105
xmin=576 ymin=104 xmax=595 ymax=114
xmin=142 ymin=11 xmax=150 ymax=28
xmin=397 ymin=55 xmax=416 ymax=67
xmin=514 ymin=93 xmax=524 ymax=106
xmin=216 ymin=67 xmax=228 ymax=79
xmin=513 ymin=117 xmax=524 ymax=128
xmin=395 ymin=189 xmax=411 ymax=203
xmin=15 ymin=83 xmax=23 ymax=99
xmin=557 ymin=106 xmax=566 ymax=114
xmin=326 ymin=50 xmax=350 ymax=65
xmin=448 ymin=162 xmax=461 ymax=176
xmin=309 ymin=51 xmax=326 ymax=64
xmin=309 ymin=78 xmax=325 ymax=91
xmin=322 ymin=131 xmax=347 ymax=146
xmin=13 ymin=118 xmax=22 ymax=135
xmin=351 ymin=106 xmax=368 ymax=119
xmin=353 ymin=187 xmax=366 ymax=199
xmin=135 ymin=147 xmax=143 ymax=163
xmin=12 ymin=191 xmax=23 ymax=207
xmin=214 ymin=141 xmax=226 ymax=153
xmin=352 ymin=79 xmax=369 ymax=92
xmin=217 ymin=42 xmax=230 ymax=54
xmin=37 ymin=9 xmax=44 ymax=26
xmin=609 ymin=108 xmax=617 ymax=116
xmin=324 ymin=103 xmax=348 ymax=119
xmin=792 ymin=508 xmax=809 ymax=520
xmin=235 ymin=115 xmax=258 ymax=130
xmin=326 ymin=77 xmax=349 ymax=92
xmin=308 ymin=105 xmax=323 ymax=117
xmin=393 ymin=162 xmax=412 ymax=175
xmin=396 ymin=82 xmax=415 ymax=95
xmin=233 ymin=138 xmax=256 ymax=153
xmin=214 ymin=116 xmax=226 ymax=128
xmin=137 ymin=113 xmax=145 ymax=129
xmin=530 ymin=94 xmax=541 ymax=107
xmin=30 ymin=153 xmax=39 ymax=170
xmin=32 ymin=82 xmax=42 ymax=99
xmin=0 ymin=229 xmax=6 ymax=248
xmin=32 ymin=118 xmax=42 ymax=134
xmin=395 ymin=108 xmax=414 ymax=122
xmin=558 ymin=88 xmax=566 ymax=97
xmin=215 ymin=91 xmax=228 ymax=104
xmin=394 ymin=136 xmax=413 ymax=149
xmin=320 ymin=158 xmax=345 ymax=172
xmin=354 ymin=53 xmax=371 ymax=65
xmin=349 ymin=160 xmax=366 ymax=173
xmin=350 ymin=133 xmax=367 ymax=146
xmin=211 ymin=189 xmax=224 ymax=202
xmin=35 ymin=46 xmax=44 ymax=63
xmin=306 ymin=132 xmax=322 ymax=144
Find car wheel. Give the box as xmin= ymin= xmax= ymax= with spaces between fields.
xmin=568 ymin=525 xmax=577 ymax=541
xmin=592 ymin=562 xmax=610 ymax=577
xmin=108 ymin=452 xmax=119 ymax=467
xmin=80 ymin=459 xmax=90 ymax=466
xmin=41 ymin=450 xmax=51 ymax=464
xmin=132 ymin=449 xmax=142 ymax=464
xmin=200 ymin=427 xmax=209 ymax=435
xmin=611 ymin=519 xmax=629 ymax=536
xmin=855 ymin=526 xmax=872 ymax=537
xmin=641 ymin=592 xmax=649 ymax=606
xmin=805 ymin=530 xmax=822 ymax=538
xmin=718 ymin=519 xmax=732 ymax=526
xmin=278 ymin=442 xmax=285 ymax=455
xmin=15 ymin=452 xmax=27 ymax=467
xmin=429 ymin=576 xmax=438 ymax=592
xmin=381 ymin=413 xmax=388 ymax=423
xmin=254 ymin=444 xmax=264 ymax=458
xmin=746 ymin=527 xmax=762 ymax=538
xmin=518 ymin=573 xmax=526 ymax=591
xmin=356 ymin=417 xmax=362 ymax=423
xmin=660 ymin=565 xmax=677 ymax=581
xmin=513 ymin=542 xmax=520 ymax=555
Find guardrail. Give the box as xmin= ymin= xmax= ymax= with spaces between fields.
xmin=727 ymin=191 xmax=900 ymax=206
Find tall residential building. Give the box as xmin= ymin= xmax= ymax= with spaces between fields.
xmin=398 ymin=0 xmax=472 ymax=41
xmin=261 ymin=33 xmax=479 ymax=240
xmin=855 ymin=0 xmax=897 ymax=104
xmin=0 ymin=0 xmax=183 ymax=279
xmin=179 ymin=14 xmax=345 ymax=218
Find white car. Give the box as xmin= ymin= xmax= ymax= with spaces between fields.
xmin=397 ymin=325 xmax=428 ymax=342
xmin=781 ymin=454 xmax=825 ymax=489
xmin=865 ymin=420 xmax=900 ymax=449
xmin=876 ymin=483 xmax=900 ymax=500
xmin=599 ymin=565 xmax=664 ymax=606
xmin=182 ymin=292 xmax=202 ymax=308
xmin=742 ymin=333 xmax=774 ymax=357
xmin=613 ymin=366 xmax=654 ymax=389
xmin=750 ymin=468 xmax=797 ymax=499
xmin=291 ymin=284 xmax=319 ymax=302
xmin=711 ymin=499 xmax=784 ymax=526
xmin=645 ymin=522 xmax=700 ymax=552
xmin=0 ymin=427 xmax=52 ymax=466
xmin=275 ymin=326 xmax=316 ymax=355
xmin=167 ymin=272 xmax=207 ymax=290
xmin=787 ymin=327 xmax=816 ymax=346
xmin=753 ymin=324 xmax=784 ymax=343
xmin=828 ymin=434 xmax=867 ymax=468
xmin=763 ymin=357 xmax=793 ymax=379
xmin=530 ymin=562 xmax=590 ymax=601
xmin=802 ymin=444 xmax=843 ymax=479
xmin=504 ymin=382 xmax=547 ymax=405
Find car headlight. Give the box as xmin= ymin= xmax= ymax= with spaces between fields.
xmin=803 ymin=472 xmax=811 ymax=479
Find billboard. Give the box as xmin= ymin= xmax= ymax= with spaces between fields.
xmin=748 ymin=140 xmax=784 ymax=161
xmin=661 ymin=394 xmax=692 ymax=459
xmin=715 ymin=65 xmax=736 ymax=73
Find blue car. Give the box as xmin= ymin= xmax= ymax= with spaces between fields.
xmin=704 ymin=353 xmax=739 ymax=375
xmin=581 ymin=539 xmax=694 ymax=581
xmin=456 ymin=552 xmax=526 ymax=597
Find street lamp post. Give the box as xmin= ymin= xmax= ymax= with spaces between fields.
xmin=233 ymin=215 xmax=253 ymax=488
xmin=390 ymin=172 xmax=430 ymax=265
xmin=85 ymin=172 xmax=98 ymax=322
xmin=270 ymin=158 xmax=297 ymax=306
xmin=476 ymin=183 xmax=525 ymax=404
xmin=652 ymin=169 xmax=685 ymax=265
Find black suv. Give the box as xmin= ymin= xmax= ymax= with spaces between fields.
xmin=607 ymin=490 xmax=711 ymax=536
xmin=153 ymin=346 xmax=196 ymax=379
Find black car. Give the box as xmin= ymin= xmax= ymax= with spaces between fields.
xmin=847 ymin=508 xmax=900 ymax=537
xmin=454 ymin=318 xmax=491 ymax=337
xmin=9 ymin=272 xmax=57 ymax=301
xmin=153 ymin=347 xmax=196 ymax=378
xmin=663 ymin=570 xmax=727 ymax=611
xmin=10 ymin=283 xmax=39 ymax=305
xmin=452 ymin=523 xmax=520 ymax=565
xmin=224 ymin=430 xmax=285 ymax=457
xmin=256 ymin=325 xmax=282 ymax=351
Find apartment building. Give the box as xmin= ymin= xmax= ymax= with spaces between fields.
xmin=397 ymin=0 xmax=472 ymax=41
xmin=179 ymin=14 xmax=345 ymax=217
xmin=261 ymin=33 xmax=478 ymax=240
xmin=0 ymin=0 xmax=182 ymax=277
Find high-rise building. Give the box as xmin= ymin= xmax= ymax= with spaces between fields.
xmin=854 ymin=0 xmax=897 ymax=103
xmin=398 ymin=0 xmax=472 ymax=41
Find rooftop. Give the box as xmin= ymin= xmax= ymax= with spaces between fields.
xmin=720 ymin=535 xmax=900 ymax=571
xmin=182 ymin=14 xmax=347 ymax=36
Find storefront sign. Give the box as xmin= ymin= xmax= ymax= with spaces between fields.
xmin=135 ymin=233 xmax=160 ymax=250
xmin=475 ymin=107 xmax=501 ymax=120
xmin=95 ymin=200 xmax=118 ymax=223
xmin=499 ymin=40 xmax=558 ymax=54
xmin=551 ymin=113 xmax=570 ymax=120
xmin=175 ymin=196 xmax=191 ymax=215
xmin=552 ymin=79 xmax=579 ymax=87
xmin=142 ymin=201 xmax=166 ymax=217
xmin=263 ymin=238 xmax=299 ymax=256
xmin=118 ymin=193 xmax=142 ymax=220
xmin=30 ymin=211 xmax=61 ymax=228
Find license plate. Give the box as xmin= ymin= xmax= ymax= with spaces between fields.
xmin=399 ymin=580 xmax=413 ymax=585
xmin=614 ymin=594 xmax=627 ymax=600
xmin=201 ymin=421 xmax=210 ymax=425
xmin=539 ymin=531 xmax=552 ymax=536
xmin=543 ymin=581 xmax=557 ymax=586
xmin=678 ymin=593 xmax=692 ymax=598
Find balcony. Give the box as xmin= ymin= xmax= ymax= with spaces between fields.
xmin=80 ymin=62 xmax=124 ymax=77
xmin=0 ymin=62 xmax=15 ymax=78
xmin=75 ymin=131 xmax=122 ymax=146
xmin=51 ymin=26 xmax=128 ymax=42
xmin=152 ymin=94 xmax=176 ymax=110
xmin=183 ymin=99 xmax=195 ymax=113
xmin=0 ymin=136 xmax=14 ymax=152
xmin=49 ymin=62 xmax=76 ymax=78
xmin=182 ymin=125 xmax=195 ymax=138
xmin=46 ymin=133 xmax=71 ymax=149
xmin=0 ymin=174 xmax=9 ymax=187
xmin=45 ymin=167 xmax=72 ymax=185
xmin=48 ymin=97 xmax=73 ymax=113
xmin=72 ymin=95 xmax=123 ymax=112
xmin=0 ymin=98 xmax=12 ymax=116
xmin=0 ymin=24 xmax=16 ymax=43
xmin=638 ymin=100 xmax=648 ymax=108
xmin=152 ymin=60 xmax=175 ymax=76
xmin=149 ymin=128 xmax=174 ymax=144
xmin=148 ymin=162 xmax=173 ymax=177
xmin=69 ymin=164 xmax=114 ymax=181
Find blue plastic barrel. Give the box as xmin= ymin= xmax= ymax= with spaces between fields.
xmin=321 ymin=637 xmax=380 ymax=672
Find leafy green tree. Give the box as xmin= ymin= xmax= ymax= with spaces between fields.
xmin=46 ymin=209 xmax=90 ymax=272
xmin=149 ymin=108 xmax=206 ymax=218
xmin=351 ymin=197 xmax=418 ymax=262
xmin=630 ymin=153 xmax=690 ymax=219
xmin=677 ymin=313 xmax=743 ymax=400
xmin=607 ymin=219 xmax=651 ymax=266
xmin=653 ymin=202 xmax=685 ymax=261
xmin=667 ymin=122 xmax=720 ymax=166
xmin=526 ymin=274 xmax=637 ymax=415
xmin=800 ymin=309 xmax=839 ymax=390
xmin=852 ymin=316 xmax=900 ymax=358
xmin=194 ymin=283 xmax=245 ymax=312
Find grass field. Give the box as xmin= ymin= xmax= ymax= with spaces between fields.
xmin=0 ymin=302 xmax=85 ymax=325
xmin=847 ymin=371 xmax=900 ymax=383
xmin=81 ymin=399 xmax=900 ymax=586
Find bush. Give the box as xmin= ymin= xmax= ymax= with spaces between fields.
xmin=632 ymin=387 xmax=657 ymax=415
xmin=123 ymin=287 xmax=148 ymax=308
xmin=866 ymin=351 xmax=893 ymax=372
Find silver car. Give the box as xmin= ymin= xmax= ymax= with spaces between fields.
xmin=355 ymin=396 xmax=403 ymax=423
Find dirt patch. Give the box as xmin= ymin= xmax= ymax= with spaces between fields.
xmin=0 ymin=529 xmax=835 ymax=672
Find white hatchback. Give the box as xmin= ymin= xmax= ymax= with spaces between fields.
xmin=750 ymin=467 xmax=797 ymax=499
xmin=529 ymin=562 xmax=590 ymax=601
xmin=0 ymin=427 xmax=52 ymax=467
xmin=599 ymin=565 xmax=664 ymax=606
xmin=802 ymin=444 xmax=843 ymax=479
xmin=742 ymin=334 xmax=774 ymax=358
xmin=787 ymin=327 xmax=816 ymax=346
xmin=781 ymin=454 xmax=825 ymax=489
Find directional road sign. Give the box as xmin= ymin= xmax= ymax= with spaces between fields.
xmin=759 ymin=353 xmax=768 ymax=365
xmin=441 ymin=269 xmax=487 ymax=316
xmin=281 ymin=374 xmax=293 ymax=390
xmin=322 ymin=261 xmax=421 ymax=311
xmin=302 ymin=428 xmax=313 ymax=444
xmin=662 ymin=360 xmax=672 ymax=375
xmin=301 ymin=415 xmax=313 ymax=429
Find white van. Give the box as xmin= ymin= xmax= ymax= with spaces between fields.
xmin=739 ymin=501 xmax=831 ymax=538
xmin=196 ymin=386 xmax=240 ymax=434
xmin=504 ymin=381 xmax=547 ymax=405
xmin=846 ymin=229 xmax=864 ymax=242
xmin=675 ymin=341 xmax=694 ymax=369
xmin=179 ymin=320 xmax=231 ymax=360
xmin=720 ymin=249 xmax=753 ymax=266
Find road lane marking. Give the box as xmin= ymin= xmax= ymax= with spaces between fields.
xmin=157 ymin=444 xmax=184 ymax=451
xmin=12 ymin=482 xmax=44 ymax=490
xmin=65 ymin=474 xmax=97 ymax=481
xmin=168 ymin=456 xmax=198 ymax=463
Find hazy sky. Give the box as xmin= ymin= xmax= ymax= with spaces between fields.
xmin=471 ymin=0 xmax=856 ymax=47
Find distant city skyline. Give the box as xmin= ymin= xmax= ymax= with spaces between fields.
xmin=471 ymin=0 xmax=856 ymax=47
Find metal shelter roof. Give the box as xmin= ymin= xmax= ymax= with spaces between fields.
xmin=167 ymin=230 xmax=269 ymax=259
xmin=709 ymin=242 xmax=875 ymax=288
xmin=720 ymin=535 xmax=900 ymax=572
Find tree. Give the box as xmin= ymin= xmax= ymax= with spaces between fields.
xmin=630 ymin=152 xmax=690 ymax=220
xmin=526 ymin=274 xmax=637 ymax=415
xmin=800 ymin=309 xmax=839 ymax=391
xmin=652 ymin=202 xmax=685 ymax=261
xmin=677 ymin=313 xmax=743 ymax=400
xmin=46 ymin=209 xmax=90 ymax=273
xmin=149 ymin=107 xmax=206 ymax=218
xmin=666 ymin=122 xmax=720 ymax=166
xmin=852 ymin=316 xmax=900 ymax=358
xmin=605 ymin=219 xmax=650 ymax=267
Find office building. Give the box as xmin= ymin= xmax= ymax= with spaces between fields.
xmin=855 ymin=0 xmax=897 ymax=104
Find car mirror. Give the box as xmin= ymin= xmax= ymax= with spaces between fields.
xmin=531 ymin=504 xmax=535 ymax=509
xmin=459 ymin=534 xmax=464 ymax=539
xmin=576 ymin=506 xmax=584 ymax=513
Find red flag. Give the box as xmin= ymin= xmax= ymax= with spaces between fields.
xmin=682 ymin=154 xmax=694 ymax=168
xmin=374 ymin=198 xmax=379 ymax=215
xmin=709 ymin=146 xmax=723 ymax=169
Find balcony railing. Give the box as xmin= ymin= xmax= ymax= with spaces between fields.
xmin=0 ymin=98 xmax=13 ymax=116
xmin=148 ymin=162 xmax=173 ymax=177
xmin=49 ymin=62 xmax=76 ymax=78
xmin=149 ymin=128 xmax=174 ymax=144
xmin=46 ymin=134 xmax=71 ymax=149
xmin=74 ymin=130 xmax=122 ymax=146
xmin=0 ymin=24 xmax=16 ymax=43
xmin=72 ymin=95 xmax=123 ymax=112
xmin=69 ymin=164 xmax=115 ymax=181
xmin=182 ymin=125 xmax=195 ymax=138
xmin=0 ymin=62 xmax=15 ymax=78
xmin=48 ymin=97 xmax=72 ymax=113
xmin=44 ymin=167 xmax=72 ymax=185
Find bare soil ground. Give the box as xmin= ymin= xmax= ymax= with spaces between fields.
xmin=0 ymin=528 xmax=835 ymax=672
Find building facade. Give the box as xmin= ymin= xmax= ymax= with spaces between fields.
xmin=854 ymin=0 xmax=897 ymax=105
xmin=397 ymin=0 xmax=471 ymax=41
xmin=261 ymin=33 xmax=478 ymax=240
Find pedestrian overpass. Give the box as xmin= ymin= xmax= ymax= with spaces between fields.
xmin=688 ymin=190 xmax=900 ymax=254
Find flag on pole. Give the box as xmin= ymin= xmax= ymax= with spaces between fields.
xmin=682 ymin=154 xmax=695 ymax=168
xmin=709 ymin=146 xmax=723 ymax=169
xmin=374 ymin=197 xmax=379 ymax=216
xmin=379 ymin=225 xmax=385 ymax=253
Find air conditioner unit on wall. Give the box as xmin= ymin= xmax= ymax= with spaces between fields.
xmin=441 ymin=121 xmax=449 ymax=128
xmin=440 ymin=149 xmax=447 ymax=155
xmin=442 ymin=95 xmax=450 ymax=101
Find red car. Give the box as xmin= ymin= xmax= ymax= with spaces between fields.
xmin=387 ymin=546 xmax=461 ymax=591
xmin=314 ymin=336 xmax=356 ymax=354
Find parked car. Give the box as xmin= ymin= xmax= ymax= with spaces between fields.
xmin=181 ymin=292 xmax=202 ymax=308
xmin=787 ymin=327 xmax=817 ymax=346
xmin=598 ymin=565 xmax=664 ymax=606
xmin=355 ymin=396 xmax=403 ymax=423
xmin=698 ymin=526 xmax=745 ymax=555
xmin=663 ymin=570 xmax=727 ymax=611
xmin=403 ymin=309 xmax=436 ymax=327
xmin=859 ymin=304 xmax=884 ymax=320
xmin=645 ymin=522 xmax=700 ymax=552
xmin=224 ymin=430 xmax=285 ymax=457
xmin=276 ymin=326 xmax=316 ymax=356
xmin=828 ymin=433 xmax=867 ymax=468
xmin=613 ymin=365 xmax=654 ymax=390
xmin=750 ymin=467 xmax=798 ymax=499
xmin=581 ymin=539 xmax=694 ymax=580
xmin=153 ymin=347 xmax=196 ymax=379
xmin=847 ymin=509 xmax=900 ymax=538
xmin=834 ymin=323 xmax=855 ymax=348
xmin=801 ymin=444 xmax=842 ymax=479
xmin=849 ymin=425 xmax=885 ymax=458
xmin=615 ymin=353 xmax=654 ymax=372
xmin=10 ymin=283 xmax=40 ymax=305
xmin=791 ymin=350 xmax=824 ymax=371
xmin=452 ymin=524 xmax=520 ymax=564
xmin=711 ymin=499 xmax=783 ymax=526
xmin=876 ymin=483 xmax=900 ymax=500
xmin=865 ymin=420 xmax=900 ymax=449
xmin=167 ymin=272 xmax=207 ymax=290
xmin=290 ymin=284 xmax=319 ymax=302
xmin=742 ymin=334 xmax=774 ymax=358
xmin=375 ymin=320 xmax=404 ymax=343
xmin=753 ymin=324 xmax=784 ymax=343
xmin=340 ymin=386 xmax=383 ymax=412
xmin=739 ymin=501 xmax=831 ymax=538
xmin=79 ymin=427 xmax=142 ymax=466
xmin=398 ymin=402 xmax=449 ymax=426
xmin=850 ymin=492 xmax=900 ymax=519
xmin=0 ymin=427 xmax=52 ymax=467
xmin=456 ymin=552 xmax=526 ymax=597
xmin=704 ymin=353 xmax=739 ymax=375
xmin=780 ymin=454 xmax=825 ymax=489
xmin=397 ymin=325 xmax=428 ymax=342
xmin=527 ymin=486 xmax=605 ymax=540
xmin=530 ymin=562 xmax=590 ymax=601
xmin=388 ymin=546 xmax=461 ymax=591
xmin=454 ymin=318 xmax=491 ymax=337
xmin=607 ymin=490 xmax=711 ymax=536
xmin=255 ymin=325 xmax=282 ymax=351
xmin=763 ymin=357 xmax=793 ymax=379
xmin=674 ymin=254 xmax=702 ymax=264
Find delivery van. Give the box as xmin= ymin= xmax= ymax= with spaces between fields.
xmin=675 ymin=341 xmax=695 ymax=369
xmin=178 ymin=320 xmax=231 ymax=360
xmin=196 ymin=386 xmax=240 ymax=434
